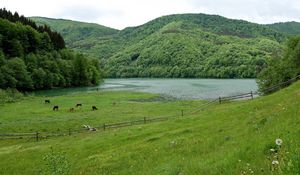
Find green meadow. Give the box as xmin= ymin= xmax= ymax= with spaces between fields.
xmin=0 ymin=81 xmax=300 ymax=174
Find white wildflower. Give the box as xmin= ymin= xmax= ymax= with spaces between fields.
xmin=270 ymin=148 xmax=275 ymax=152
xmin=275 ymin=139 xmax=283 ymax=146
xmin=272 ymin=160 xmax=279 ymax=165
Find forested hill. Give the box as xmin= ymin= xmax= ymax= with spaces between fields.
xmin=30 ymin=17 xmax=119 ymax=53
xmin=31 ymin=14 xmax=289 ymax=78
xmin=0 ymin=8 xmax=101 ymax=91
xmin=267 ymin=21 xmax=300 ymax=36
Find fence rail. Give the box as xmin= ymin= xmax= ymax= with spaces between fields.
xmin=1 ymin=76 xmax=299 ymax=141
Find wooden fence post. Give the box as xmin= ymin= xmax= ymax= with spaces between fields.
xmin=103 ymin=123 xmax=106 ymax=131
xmin=251 ymin=91 xmax=253 ymax=99
xmin=219 ymin=97 xmax=221 ymax=104
xmin=144 ymin=117 xmax=146 ymax=124
xmin=181 ymin=110 xmax=184 ymax=117
xmin=36 ymin=132 xmax=39 ymax=141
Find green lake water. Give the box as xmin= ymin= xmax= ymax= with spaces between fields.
xmin=33 ymin=79 xmax=258 ymax=100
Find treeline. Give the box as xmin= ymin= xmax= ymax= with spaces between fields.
xmin=257 ymin=36 xmax=300 ymax=93
xmin=0 ymin=8 xmax=65 ymax=50
xmin=0 ymin=9 xmax=101 ymax=91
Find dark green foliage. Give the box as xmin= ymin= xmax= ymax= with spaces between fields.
xmin=0 ymin=10 xmax=102 ymax=91
xmin=257 ymin=36 xmax=300 ymax=93
xmin=268 ymin=22 xmax=300 ymax=36
xmin=0 ymin=8 xmax=65 ymax=49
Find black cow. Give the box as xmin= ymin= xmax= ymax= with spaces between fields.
xmin=92 ymin=106 xmax=98 ymax=111
xmin=45 ymin=100 xmax=50 ymax=104
xmin=76 ymin=104 xmax=82 ymax=107
xmin=53 ymin=106 xmax=59 ymax=111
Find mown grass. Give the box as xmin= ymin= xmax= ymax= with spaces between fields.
xmin=0 ymin=82 xmax=300 ymax=175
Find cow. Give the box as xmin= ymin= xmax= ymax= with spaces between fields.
xmin=53 ymin=106 xmax=59 ymax=111
xmin=45 ymin=100 xmax=50 ymax=104
xmin=76 ymin=104 xmax=82 ymax=107
xmin=92 ymin=106 xmax=98 ymax=111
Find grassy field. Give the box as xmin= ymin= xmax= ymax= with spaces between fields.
xmin=0 ymin=81 xmax=300 ymax=175
xmin=0 ymin=91 xmax=204 ymax=133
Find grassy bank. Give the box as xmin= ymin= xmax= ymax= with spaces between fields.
xmin=0 ymin=81 xmax=299 ymax=174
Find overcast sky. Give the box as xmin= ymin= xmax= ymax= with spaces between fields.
xmin=1 ymin=0 xmax=300 ymax=29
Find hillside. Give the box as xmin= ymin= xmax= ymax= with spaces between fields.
xmin=30 ymin=17 xmax=119 ymax=58
xmin=0 ymin=81 xmax=299 ymax=174
xmin=31 ymin=14 xmax=287 ymax=78
xmin=0 ymin=9 xmax=101 ymax=90
xmin=268 ymin=21 xmax=300 ymax=36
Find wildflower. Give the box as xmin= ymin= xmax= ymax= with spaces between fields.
xmin=272 ymin=160 xmax=279 ymax=165
xmin=275 ymin=139 xmax=283 ymax=146
xmin=238 ymin=159 xmax=241 ymax=162
xmin=170 ymin=140 xmax=176 ymax=145
xmin=270 ymin=148 xmax=275 ymax=152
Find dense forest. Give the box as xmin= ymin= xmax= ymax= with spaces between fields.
xmin=267 ymin=22 xmax=300 ymax=36
xmin=257 ymin=36 xmax=300 ymax=93
xmin=0 ymin=8 xmax=101 ymax=91
xmin=32 ymin=14 xmax=293 ymax=78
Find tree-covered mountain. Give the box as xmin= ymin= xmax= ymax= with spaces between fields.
xmin=267 ymin=21 xmax=300 ymax=36
xmin=0 ymin=8 xmax=101 ymax=91
xmin=31 ymin=14 xmax=290 ymax=78
xmin=30 ymin=17 xmax=119 ymax=59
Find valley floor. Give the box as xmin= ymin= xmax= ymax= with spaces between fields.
xmin=0 ymin=82 xmax=300 ymax=174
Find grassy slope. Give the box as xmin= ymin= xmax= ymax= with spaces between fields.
xmin=0 ymin=81 xmax=299 ymax=174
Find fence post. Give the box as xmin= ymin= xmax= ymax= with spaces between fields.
xmin=36 ymin=132 xmax=39 ymax=141
xmin=181 ymin=110 xmax=184 ymax=117
xmin=251 ymin=91 xmax=253 ymax=99
xmin=144 ymin=117 xmax=146 ymax=124
xmin=103 ymin=123 xmax=106 ymax=131
xmin=219 ymin=97 xmax=221 ymax=104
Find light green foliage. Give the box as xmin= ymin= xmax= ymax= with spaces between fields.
xmin=31 ymin=14 xmax=286 ymax=78
xmin=0 ymin=81 xmax=299 ymax=174
xmin=0 ymin=88 xmax=23 ymax=104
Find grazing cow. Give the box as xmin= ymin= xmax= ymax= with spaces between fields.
xmin=92 ymin=106 xmax=98 ymax=111
xmin=53 ymin=106 xmax=59 ymax=111
xmin=45 ymin=100 xmax=50 ymax=104
xmin=76 ymin=104 xmax=82 ymax=107
xmin=69 ymin=108 xmax=75 ymax=112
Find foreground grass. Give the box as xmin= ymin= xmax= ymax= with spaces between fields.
xmin=0 ymin=82 xmax=300 ymax=174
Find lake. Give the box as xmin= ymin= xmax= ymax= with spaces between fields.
xmin=33 ymin=79 xmax=258 ymax=100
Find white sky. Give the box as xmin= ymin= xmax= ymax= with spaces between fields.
xmin=1 ymin=0 xmax=300 ymax=29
